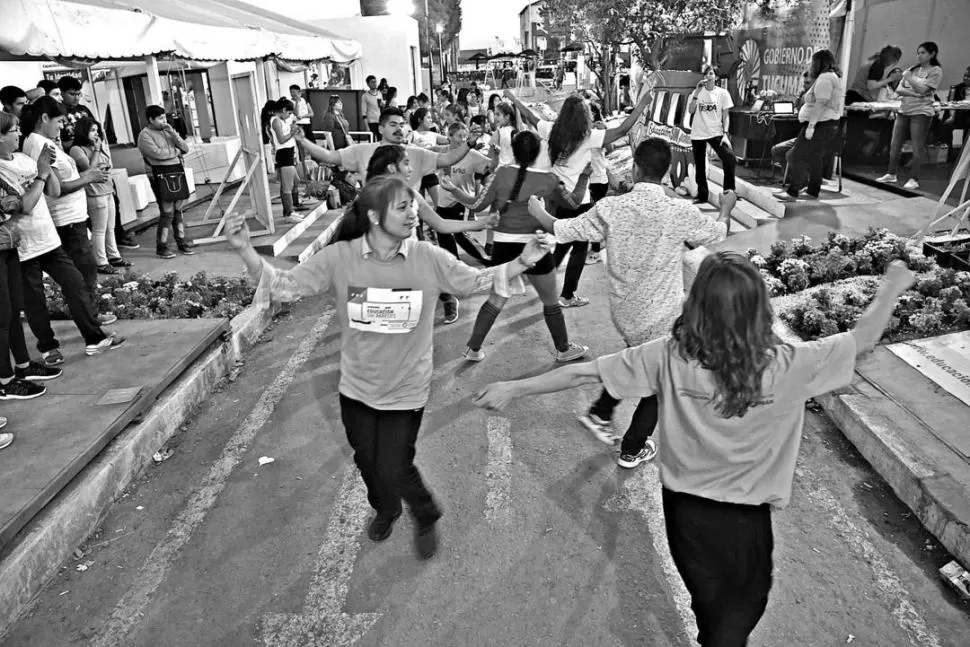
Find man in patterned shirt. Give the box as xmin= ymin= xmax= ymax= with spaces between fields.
xmin=529 ymin=137 xmax=733 ymax=468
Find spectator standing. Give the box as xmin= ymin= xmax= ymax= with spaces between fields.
xmin=269 ymin=99 xmax=304 ymax=223
xmin=877 ymin=42 xmax=944 ymax=191
xmin=57 ymin=76 xmax=95 ymax=151
xmin=361 ymin=75 xmax=384 ymax=139
xmin=289 ymin=84 xmax=316 ymax=142
xmin=36 ymin=80 xmax=61 ymax=103
xmin=22 ymin=98 xmax=114 ymax=325
xmin=0 ymin=86 xmax=27 ymax=118
xmin=320 ymin=95 xmax=352 ymax=150
xmin=70 ymin=117 xmax=129 ymax=274
xmin=137 ymin=105 xmax=194 ymax=259
xmin=0 ymin=112 xmax=63 ymax=399
xmin=847 ymin=45 xmax=903 ymax=104
xmin=409 ymin=108 xmax=448 ymax=149
xmin=2 ymin=111 xmax=123 ymax=365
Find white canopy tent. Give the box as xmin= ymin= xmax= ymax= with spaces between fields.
xmin=3 ymin=0 xmax=362 ymax=63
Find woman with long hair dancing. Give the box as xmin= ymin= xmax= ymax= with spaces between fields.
xmin=502 ymin=87 xmax=653 ymax=307
xmin=474 ymin=252 xmax=916 ymax=645
xmin=441 ymin=130 xmax=590 ymax=362
xmin=224 ymin=175 xmax=554 ymax=560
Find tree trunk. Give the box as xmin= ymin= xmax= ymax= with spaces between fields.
xmin=600 ymin=48 xmax=614 ymax=114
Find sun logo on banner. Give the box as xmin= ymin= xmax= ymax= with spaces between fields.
xmin=737 ymin=39 xmax=762 ymax=97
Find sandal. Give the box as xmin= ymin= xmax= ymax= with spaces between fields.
xmin=108 ymin=257 xmax=132 ymax=268
xmin=97 ymin=264 xmax=119 ymax=274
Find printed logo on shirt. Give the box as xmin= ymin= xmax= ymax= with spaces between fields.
xmin=697 ymin=103 xmax=720 ymax=113
xmin=347 ymin=286 xmax=423 ymax=334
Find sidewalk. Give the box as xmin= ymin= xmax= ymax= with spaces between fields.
xmin=0 ymin=183 xmax=342 ymax=635
xmin=690 ymin=178 xmax=970 ymax=569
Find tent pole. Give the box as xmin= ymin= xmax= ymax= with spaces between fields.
xmin=144 ymin=55 xmax=164 ymax=106
xmin=838 ymin=0 xmax=856 ymax=99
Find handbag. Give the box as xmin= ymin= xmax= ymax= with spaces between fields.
xmin=151 ymin=163 xmax=190 ymax=202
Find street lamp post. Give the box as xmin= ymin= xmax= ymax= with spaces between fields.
xmin=436 ymin=23 xmax=445 ymax=85
xmin=425 ymin=0 xmax=435 ymax=107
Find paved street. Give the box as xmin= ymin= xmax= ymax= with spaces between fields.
xmin=5 ymin=261 xmax=970 ymax=647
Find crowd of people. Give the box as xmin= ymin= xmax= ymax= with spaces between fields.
xmin=0 ymin=76 xmax=140 ymax=451
xmin=223 ymin=66 xmax=921 ymax=645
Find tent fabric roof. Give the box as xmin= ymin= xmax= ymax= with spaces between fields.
xmin=3 ymin=0 xmax=362 ymax=63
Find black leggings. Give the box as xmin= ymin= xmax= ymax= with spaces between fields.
xmin=589 ymin=183 xmax=609 ymax=254
xmin=692 ymin=137 xmax=737 ymax=201
xmin=553 ymin=203 xmax=593 ymax=299
xmin=435 ymin=204 xmax=489 ymax=264
xmin=0 ymin=249 xmax=29 ymax=379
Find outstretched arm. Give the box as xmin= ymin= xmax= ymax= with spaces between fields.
xmin=293 ymin=129 xmax=342 ymax=165
xmin=603 ymin=87 xmax=653 ymax=148
xmin=502 ymin=89 xmax=540 ymax=129
xmin=416 ymin=193 xmax=495 ymax=232
xmin=474 ymin=361 xmax=603 ymax=412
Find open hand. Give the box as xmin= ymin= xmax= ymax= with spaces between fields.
xmin=224 ymin=211 xmax=251 ymax=250
xmin=478 ymin=212 xmax=500 ymax=229
xmin=472 ymin=381 xmax=515 ymax=412
xmin=439 ymin=176 xmax=457 ymax=192
xmin=36 ymin=145 xmax=55 ymax=177
xmin=528 ymin=195 xmax=547 ymax=219
xmin=521 ymin=231 xmax=553 ymax=264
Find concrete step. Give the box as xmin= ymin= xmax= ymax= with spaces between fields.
xmin=276 ymin=212 xmax=344 ymax=264
xmin=703 ymin=178 xmax=779 ymax=230
xmin=252 ymin=203 xmax=331 ymax=257
xmin=707 ymin=165 xmax=787 ymax=219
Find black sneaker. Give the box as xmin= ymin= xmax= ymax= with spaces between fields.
xmin=117 ymin=236 xmax=140 ymax=249
xmin=0 ymin=378 xmax=46 ymax=400
xmin=157 ymin=250 xmax=177 ymax=260
xmin=367 ymin=512 xmax=401 ymax=542
xmin=86 ymin=335 xmax=127 ymax=356
xmin=178 ymin=246 xmax=196 ymax=256
xmin=442 ymin=297 xmax=459 ymax=324
xmin=15 ymin=361 xmax=63 ymax=382
xmin=42 ymin=349 xmax=64 ymax=366
xmin=415 ymin=522 xmax=438 ymax=559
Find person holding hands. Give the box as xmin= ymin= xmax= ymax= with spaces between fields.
xmin=688 ymin=65 xmax=737 ymax=206
xmin=224 ymin=175 xmax=555 ymax=561
xmin=473 ymin=254 xmax=917 ymax=646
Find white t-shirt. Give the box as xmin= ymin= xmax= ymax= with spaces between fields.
xmin=0 ymin=153 xmax=61 ymax=261
xmin=690 ymin=86 xmax=733 ymax=140
xmin=362 ymin=91 xmax=382 ymax=124
xmin=410 ymin=130 xmax=440 ymax=149
xmin=491 ymin=126 xmax=515 ymax=166
xmin=22 ymin=133 xmax=88 ymax=227
xmin=437 ymin=150 xmax=489 ymax=208
xmin=294 ymin=97 xmax=312 ymax=125
xmin=537 ymin=119 xmax=605 ymax=203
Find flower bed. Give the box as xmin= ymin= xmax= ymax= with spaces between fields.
xmin=746 ymin=229 xmax=970 ymax=342
xmin=46 ymin=271 xmax=254 ymax=320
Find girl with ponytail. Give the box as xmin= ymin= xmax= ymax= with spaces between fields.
xmin=440 ymin=130 xmax=592 ymax=363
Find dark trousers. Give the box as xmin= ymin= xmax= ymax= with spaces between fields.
xmin=589 ymin=390 xmax=658 ymax=455
xmin=0 ymin=249 xmax=30 ymax=379
xmin=367 ymin=123 xmax=380 ymax=140
xmin=589 ymin=183 xmax=609 ymax=254
xmin=787 ymin=120 xmax=841 ymax=197
xmin=553 ymin=203 xmax=593 ymax=299
xmin=156 ymin=201 xmax=188 ymax=254
xmin=340 ymin=394 xmax=441 ymax=526
xmin=663 ymin=488 xmax=774 ymax=646
xmin=772 ymin=138 xmax=834 ymax=183
xmin=55 ymin=221 xmax=100 ymax=316
xmin=692 ymin=137 xmax=737 ymax=201
xmin=21 ymin=247 xmax=106 ymax=353
xmin=435 ymin=204 xmax=488 ymax=264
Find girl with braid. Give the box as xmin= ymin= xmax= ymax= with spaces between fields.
xmin=440 ymin=131 xmax=591 ymax=363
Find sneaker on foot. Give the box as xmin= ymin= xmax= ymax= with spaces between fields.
xmin=285 ymin=214 xmax=306 ymax=224
xmin=157 ymin=250 xmax=177 ymax=260
xmin=98 ymin=313 xmax=117 ymax=326
xmin=86 ymin=335 xmax=127 ymax=356
xmin=15 ymin=361 xmax=62 ymax=382
xmin=578 ymin=412 xmax=618 ymax=445
xmin=617 ymin=440 xmax=658 ymax=469
xmin=558 ymin=296 xmax=589 ymax=308
xmin=42 ymin=349 xmax=64 ymax=366
xmin=875 ymin=173 xmax=897 ymax=184
xmin=0 ymin=378 xmax=46 ymax=400
xmin=556 ymin=342 xmax=589 ymax=362
xmin=902 ymin=178 xmax=920 ymax=190
xmin=178 ymin=246 xmax=196 ymax=256
xmin=443 ymin=298 xmax=459 ymax=324
xmin=772 ymin=190 xmax=796 ymax=202
xmin=0 ymin=432 xmax=12 ymax=450
xmin=462 ymin=346 xmax=485 ymax=362
xmin=97 ymin=264 xmax=119 ymax=275
xmin=117 ymin=237 xmax=140 ymax=249
xmin=0 ymin=416 xmax=6 ymax=430
xmin=415 ymin=522 xmax=438 ymax=560
xmin=585 ymin=252 xmax=601 ymax=265
xmin=367 ymin=512 xmax=401 ymax=542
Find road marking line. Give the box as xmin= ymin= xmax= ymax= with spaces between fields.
xmin=795 ymin=467 xmax=942 ymax=647
xmin=485 ymin=416 xmax=513 ymax=526
xmin=620 ymin=464 xmax=698 ymax=645
xmin=259 ymin=463 xmax=380 ymax=646
xmin=90 ymin=307 xmax=336 ymax=647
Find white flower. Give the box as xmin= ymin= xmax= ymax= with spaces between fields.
xmin=750 ymin=255 xmax=767 ymax=269
xmin=123 ymin=281 xmax=139 ymax=290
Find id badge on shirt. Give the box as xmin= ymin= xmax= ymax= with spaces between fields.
xmin=347 ymin=286 xmax=423 ymax=333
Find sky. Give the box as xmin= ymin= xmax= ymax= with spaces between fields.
xmin=239 ymin=0 xmax=523 ymax=51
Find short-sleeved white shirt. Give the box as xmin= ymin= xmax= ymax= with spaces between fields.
xmin=437 ymin=150 xmax=489 ymax=208
xmin=0 ymin=154 xmax=61 ymax=261
xmin=22 ymin=133 xmax=88 ymax=227
xmin=536 ymin=119 xmax=605 ymax=203
xmin=338 ymin=142 xmax=438 ymax=191
xmin=690 ymin=86 xmax=733 ymax=140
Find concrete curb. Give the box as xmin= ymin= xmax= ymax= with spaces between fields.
xmin=0 ymin=208 xmax=348 ymax=637
xmin=0 ymin=303 xmax=278 ymax=637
